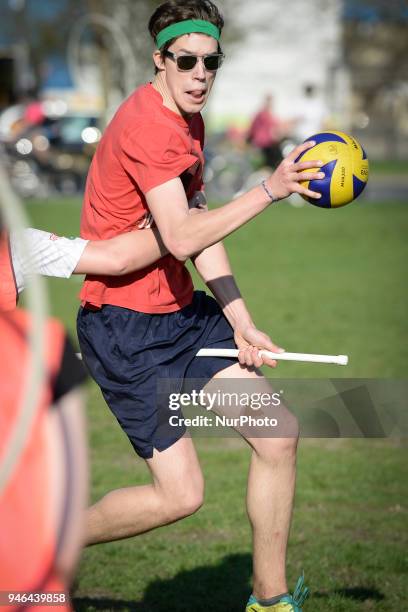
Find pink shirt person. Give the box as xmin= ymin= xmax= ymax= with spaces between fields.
xmin=248 ymin=94 xmax=280 ymax=148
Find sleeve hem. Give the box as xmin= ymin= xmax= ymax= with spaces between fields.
xmin=143 ymin=153 xmax=200 ymax=195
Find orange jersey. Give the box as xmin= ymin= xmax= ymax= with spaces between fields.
xmin=0 ymin=310 xmax=69 ymax=611
xmin=0 ymin=231 xmax=18 ymax=312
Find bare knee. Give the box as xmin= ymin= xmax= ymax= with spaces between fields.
xmin=162 ymin=474 xmax=205 ymax=522
xmin=176 ymin=484 xmax=204 ymax=519
xmin=252 ymin=416 xmax=299 ymax=464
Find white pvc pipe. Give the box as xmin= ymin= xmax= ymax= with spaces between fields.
xmin=197 ymin=348 xmax=349 ymax=366
xmin=76 ymin=350 xmax=349 ymax=366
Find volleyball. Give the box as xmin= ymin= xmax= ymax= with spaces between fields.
xmin=296 ymin=131 xmax=369 ymax=208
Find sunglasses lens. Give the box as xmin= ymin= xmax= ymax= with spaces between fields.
xmin=174 ymin=54 xmax=223 ymax=71
xmin=177 ymin=56 xmax=198 ymax=70
xmin=204 ymin=55 xmax=222 ymax=70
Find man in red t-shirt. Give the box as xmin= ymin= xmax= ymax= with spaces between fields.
xmin=76 ymin=2 xmax=324 ymax=610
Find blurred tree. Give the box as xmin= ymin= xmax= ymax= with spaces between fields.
xmin=74 ymin=0 xmax=243 ymax=93
xmin=0 ymin=0 xmax=245 ymax=121
xmin=343 ymin=0 xmax=408 ymax=157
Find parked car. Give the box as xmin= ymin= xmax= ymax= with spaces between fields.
xmin=4 ymin=114 xmax=101 ymax=198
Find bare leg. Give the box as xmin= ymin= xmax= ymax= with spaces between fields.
xmin=207 ymin=363 xmax=299 ymax=600
xmin=246 ymin=437 xmax=297 ymax=599
xmin=85 ymin=435 xmax=204 ymax=545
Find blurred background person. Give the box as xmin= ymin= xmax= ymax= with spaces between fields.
xmin=247 ymin=94 xmax=283 ymax=168
xmin=22 ymin=90 xmax=45 ymax=128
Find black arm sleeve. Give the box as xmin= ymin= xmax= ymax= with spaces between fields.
xmin=51 ymin=334 xmax=88 ymax=404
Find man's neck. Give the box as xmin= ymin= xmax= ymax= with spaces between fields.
xmin=152 ymin=75 xmax=183 ymax=117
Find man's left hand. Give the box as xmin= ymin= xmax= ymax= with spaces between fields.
xmin=234 ymin=324 xmax=284 ymax=368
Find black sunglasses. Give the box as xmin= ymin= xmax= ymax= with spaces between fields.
xmin=164 ymin=51 xmax=225 ymax=72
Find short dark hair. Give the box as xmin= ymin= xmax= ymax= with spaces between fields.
xmin=149 ymin=0 xmax=224 ymax=72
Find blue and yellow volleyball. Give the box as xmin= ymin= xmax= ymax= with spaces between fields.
xmin=296 ymin=131 xmax=369 ymax=208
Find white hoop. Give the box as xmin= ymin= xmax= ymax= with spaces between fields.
xmin=0 ymin=154 xmax=49 ymax=496
xmin=67 ymin=13 xmax=138 ymax=97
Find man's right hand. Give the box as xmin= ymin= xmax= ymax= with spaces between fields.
xmin=265 ymin=140 xmax=325 ymax=202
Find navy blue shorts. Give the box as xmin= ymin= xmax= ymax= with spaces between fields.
xmin=77 ymin=291 xmax=236 ymax=458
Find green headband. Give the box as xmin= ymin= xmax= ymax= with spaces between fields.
xmin=156 ymin=19 xmax=220 ymax=50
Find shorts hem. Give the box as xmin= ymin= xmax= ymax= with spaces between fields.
xmin=134 ymin=428 xmax=187 ymax=459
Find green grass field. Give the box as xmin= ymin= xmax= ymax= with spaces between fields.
xmin=24 ymin=197 xmax=407 ymax=611
xmin=369 ymin=159 xmax=407 ymax=175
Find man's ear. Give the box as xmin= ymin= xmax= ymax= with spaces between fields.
xmin=153 ymin=50 xmax=165 ymax=72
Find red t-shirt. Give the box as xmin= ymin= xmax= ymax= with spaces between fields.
xmin=80 ymin=83 xmax=205 ymax=313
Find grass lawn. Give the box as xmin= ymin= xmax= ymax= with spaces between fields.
xmin=23 ymin=197 xmax=407 ymax=610
xmin=368 ymin=160 xmax=408 ymax=175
